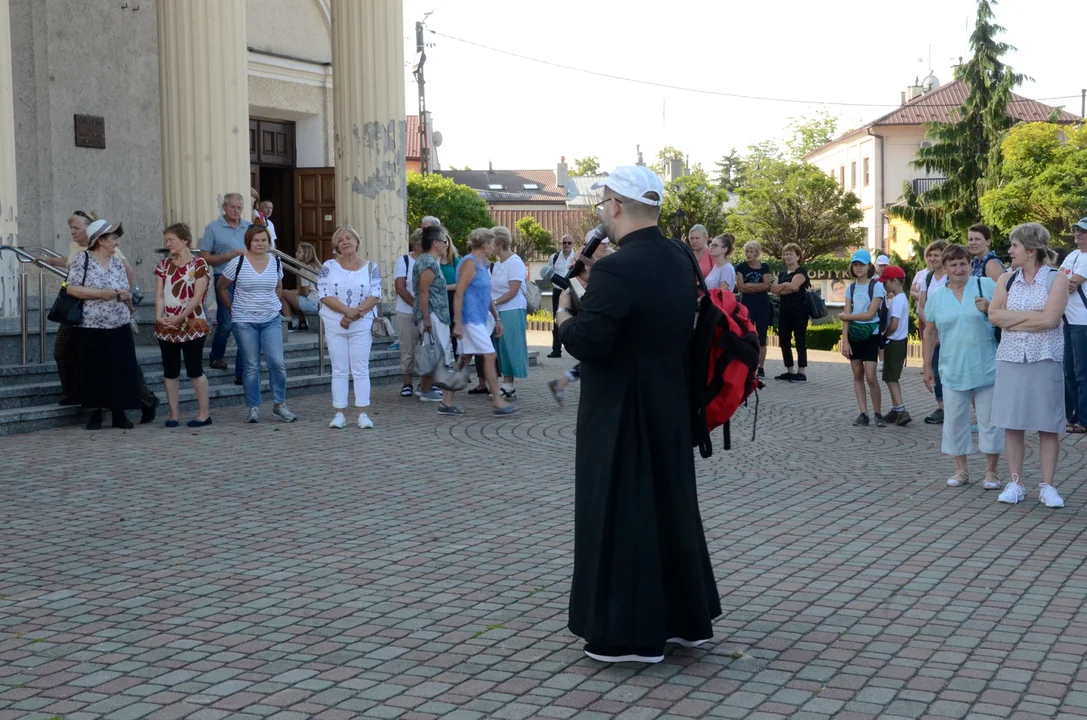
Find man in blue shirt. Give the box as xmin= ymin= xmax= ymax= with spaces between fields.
xmin=200 ymin=193 xmax=252 ymax=380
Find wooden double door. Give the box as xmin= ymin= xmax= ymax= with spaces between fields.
xmin=249 ymin=118 xmax=336 ymax=265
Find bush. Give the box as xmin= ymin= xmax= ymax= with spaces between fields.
xmin=528 ymin=309 xmax=554 ymax=323
xmin=806 ymin=321 xmax=843 ymax=351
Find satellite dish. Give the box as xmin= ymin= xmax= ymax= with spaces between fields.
xmin=922 ymin=74 xmax=940 ymax=91
xmin=432 ymin=130 xmax=443 ymax=147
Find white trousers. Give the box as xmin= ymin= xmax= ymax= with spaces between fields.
xmin=325 ymin=321 xmax=373 ymax=409
xmin=942 ymin=384 xmax=1003 ymax=457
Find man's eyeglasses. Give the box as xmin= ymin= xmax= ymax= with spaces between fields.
xmin=593 ymin=197 xmax=622 ymax=215
xmin=562 ymin=242 xmax=573 ymax=246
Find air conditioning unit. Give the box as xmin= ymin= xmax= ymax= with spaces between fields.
xmin=920 ymin=141 xmax=934 ymax=149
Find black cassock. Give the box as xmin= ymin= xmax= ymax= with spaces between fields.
xmin=558 ymin=225 xmax=721 ymax=656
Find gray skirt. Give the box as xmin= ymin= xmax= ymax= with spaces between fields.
xmin=991 ymin=359 xmax=1066 ymax=434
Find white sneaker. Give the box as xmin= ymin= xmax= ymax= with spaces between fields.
xmin=667 ymin=637 xmax=711 ymax=648
xmin=329 ymin=412 xmax=346 ymax=429
xmin=246 ymin=407 xmax=260 ymax=424
xmin=1039 ymin=484 xmax=1064 ymax=508
xmin=357 ymin=413 xmax=374 ymax=429
xmin=946 ymin=472 xmax=969 ymax=487
xmin=584 ymin=649 xmax=663 ymax=664
xmin=998 ymin=476 xmax=1025 ymax=504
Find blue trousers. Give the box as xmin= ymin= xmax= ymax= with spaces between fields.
xmin=1064 ymin=323 xmax=1087 ymax=425
xmin=232 ymin=319 xmax=287 ymax=407
xmin=210 ymin=274 xmax=243 ymax=378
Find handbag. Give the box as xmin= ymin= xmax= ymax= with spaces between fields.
xmin=414 ymin=329 xmax=442 ymax=376
xmin=522 ymin=279 xmax=542 ymax=313
xmin=372 ymin=314 xmax=394 ymax=338
xmin=847 ymin=321 xmax=875 ymax=343
xmin=434 ymin=355 xmax=472 ymax=391
xmin=805 ymin=289 xmax=827 ymax=319
xmin=48 ymin=252 xmax=89 ymax=325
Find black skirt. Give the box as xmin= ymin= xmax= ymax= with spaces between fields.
xmin=73 ymin=325 xmax=142 ymax=411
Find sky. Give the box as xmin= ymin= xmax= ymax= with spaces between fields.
xmin=399 ymin=0 xmax=1087 ymax=174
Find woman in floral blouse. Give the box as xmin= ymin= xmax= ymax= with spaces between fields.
xmin=64 ymin=219 xmax=142 ymax=430
xmin=155 ymin=223 xmax=212 ymax=428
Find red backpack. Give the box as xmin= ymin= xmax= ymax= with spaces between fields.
xmin=678 ymin=243 xmax=761 ymax=458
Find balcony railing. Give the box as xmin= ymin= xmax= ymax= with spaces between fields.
xmin=912 ymin=177 xmax=946 ymax=195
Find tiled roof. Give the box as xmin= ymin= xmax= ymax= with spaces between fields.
xmin=406 ymin=115 xmax=420 ymax=160
xmin=489 ymin=208 xmax=596 ymax=257
xmin=437 ymin=169 xmax=567 ymax=204
xmin=808 ymin=80 xmax=1081 ymax=157
xmin=565 ymin=175 xmax=608 ymax=207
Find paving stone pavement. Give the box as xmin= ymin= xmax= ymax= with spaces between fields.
xmin=2 ymin=347 xmax=1087 ymax=720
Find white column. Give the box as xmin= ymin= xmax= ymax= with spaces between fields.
xmin=157 ymin=0 xmax=250 ymax=233
xmin=0 ymin=0 xmax=18 ymax=317
xmin=331 ymin=0 xmax=407 ymax=302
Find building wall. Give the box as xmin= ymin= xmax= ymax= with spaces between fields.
xmin=247 ymin=0 xmax=331 ymax=64
xmin=247 ymin=74 xmax=333 ymax=168
xmin=11 ymin=0 xmax=163 ymax=291
xmin=807 ymin=134 xmax=879 ymax=249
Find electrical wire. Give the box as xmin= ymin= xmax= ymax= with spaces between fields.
xmin=429 ymin=28 xmax=1083 ymax=110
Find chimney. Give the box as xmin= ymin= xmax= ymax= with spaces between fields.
xmin=906 ymin=76 xmax=924 ymax=102
xmin=901 ymin=91 xmax=907 ymax=106
xmin=667 ymin=157 xmax=684 ymax=182
xmin=488 ymin=160 xmax=493 ymax=173
xmin=556 ymin=156 xmax=569 ymax=192
xmin=635 ymin=144 xmax=645 ymax=167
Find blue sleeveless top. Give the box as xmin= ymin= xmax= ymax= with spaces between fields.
xmin=463 ymin=255 xmax=491 ymax=324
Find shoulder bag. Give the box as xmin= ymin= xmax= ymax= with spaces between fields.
xmin=48 ymin=252 xmax=90 ymax=325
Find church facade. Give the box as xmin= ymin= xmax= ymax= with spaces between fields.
xmin=0 ymin=0 xmax=408 ymax=317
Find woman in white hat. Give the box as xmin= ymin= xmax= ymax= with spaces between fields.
xmin=62 ymin=219 xmax=143 ymax=429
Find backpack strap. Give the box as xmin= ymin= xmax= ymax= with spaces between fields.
xmin=230 ymin=255 xmax=245 ymax=290
xmin=81 ymin=250 xmax=90 ymax=285
xmin=1005 ymin=270 xmax=1019 ymax=291
xmin=925 ymin=269 xmax=935 ymax=290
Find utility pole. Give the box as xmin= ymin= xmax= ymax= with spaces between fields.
xmin=1081 ymin=88 xmax=1085 ymax=120
xmin=412 ymin=21 xmax=430 ymax=175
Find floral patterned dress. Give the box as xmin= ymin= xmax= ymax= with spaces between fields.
xmin=154 ymin=256 xmax=211 ymax=342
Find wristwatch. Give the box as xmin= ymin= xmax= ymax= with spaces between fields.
xmin=556 ymin=307 xmax=571 ymax=316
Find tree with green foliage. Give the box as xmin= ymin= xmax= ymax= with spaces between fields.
xmin=406 ymin=171 xmax=494 ymax=253
xmin=727 ymin=159 xmax=865 ymax=259
xmin=570 ymin=156 xmax=601 ymax=176
xmin=658 ymin=168 xmax=732 ymax=238
xmin=733 ymin=140 xmax=782 ymax=190
xmin=784 ymin=110 xmax=841 ymax=161
xmin=513 ymin=216 xmax=555 ymax=259
xmin=714 ymin=148 xmax=742 ymax=191
xmin=980 ymin=122 xmax=1087 ymax=244
xmin=888 ymin=0 xmax=1026 ymax=240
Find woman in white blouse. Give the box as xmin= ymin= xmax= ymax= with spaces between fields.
xmin=318 ymin=226 xmax=382 ymax=429
xmin=987 ymin=223 xmax=1069 ymax=508
xmin=216 ymin=226 xmax=296 ymax=424
xmin=490 ymin=226 xmax=530 ymax=400
xmin=706 ymin=233 xmax=736 ymax=291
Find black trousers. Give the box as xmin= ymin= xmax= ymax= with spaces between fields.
xmin=779 ymin=310 xmax=808 ymax=369
xmin=159 ymin=337 xmax=206 ymax=379
xmin=54 ymin=324 xmax=76 ymax=399
xmin=551 ymin=290 xmax=562 ymax=353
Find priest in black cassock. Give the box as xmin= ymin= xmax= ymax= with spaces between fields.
xmin=555 ymin=165 xmax=721 ymax=664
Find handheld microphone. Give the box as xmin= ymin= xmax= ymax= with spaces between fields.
xmin=550 ymin=224 xmax=606 ymax=292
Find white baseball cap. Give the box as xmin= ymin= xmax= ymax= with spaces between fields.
xmin=876 ymin=254 xmax=891 ymax=266
xmin=591 ymin=166 xmax=664 ymax=206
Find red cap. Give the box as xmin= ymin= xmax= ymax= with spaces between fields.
xmin=879 ymin=265 xmax=906 ymax=281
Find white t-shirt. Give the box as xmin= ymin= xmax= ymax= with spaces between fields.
xmin=886 ymin=292 xmax=909 ymax=341
xmin=550 ymin=250 xmax=577 ymax=278
xmin=491 ymin=254 xmax=528 ymax=312
xmin=1060 ymin=249 xmax=1087 ymax=325
xmin=920 ymin=270 xmax=948 ymax=294
xmin=317 ymin=259 xmax=382 ymax=326
xmin=224 ymin=255 xmax=283 ymax=324
xmin=706 ymin=262 xmax=736 ymax=291
xmin=393 ymin=253 xmax=417 ymax=315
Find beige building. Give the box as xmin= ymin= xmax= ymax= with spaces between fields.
xmin=0 ymin=0 xmax=408 ymax=317
xmin=805 ymin=77 xmax=1078 ymax=259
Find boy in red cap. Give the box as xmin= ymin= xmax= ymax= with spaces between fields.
xmin=881 ymin=265 xmax=912 ymax=425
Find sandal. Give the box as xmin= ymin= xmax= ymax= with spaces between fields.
xmin=493 ymin=404 xmax=519 ymax=417
xmin=1069 ymin=424 xmax=1087 ymax=434
xmin=467 ymin=386 xmax=489 ymax=395
xmin=946 ymin=471 xmax=969 ymax=487
xmin=400 ymin=384 xmax=413 ymax=397
xmin=437 ymin=403 xmax=465 ymax=416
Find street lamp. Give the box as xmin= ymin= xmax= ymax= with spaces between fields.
xmin=672 ymin=208 xmax=687 ymax=240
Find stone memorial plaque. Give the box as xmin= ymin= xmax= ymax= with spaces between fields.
xmin=74 ymin=114 xmax=105 ymax=149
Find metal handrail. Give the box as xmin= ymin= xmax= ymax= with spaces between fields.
xmin=269 ymin=248 xmax=325 ymax=376
xmin=0 ymin=245 xmax=67 ymax=364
